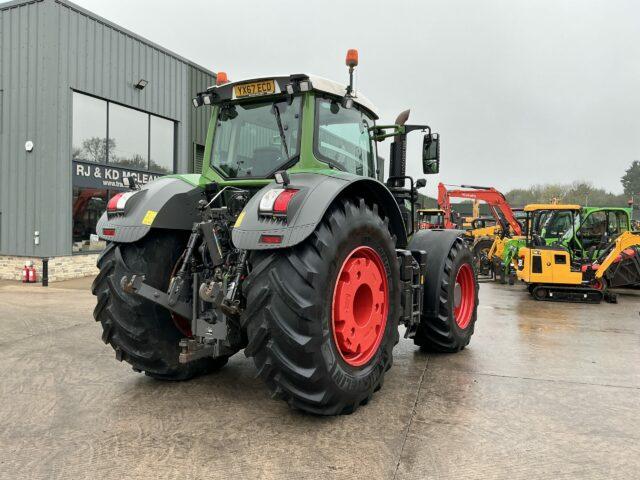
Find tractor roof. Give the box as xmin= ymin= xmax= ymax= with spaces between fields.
xmin=206 ymin=74 xmax=379 ymax=119
xmin=524 ymin=203 xmax=581 ymax=212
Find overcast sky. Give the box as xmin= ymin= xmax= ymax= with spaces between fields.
xmin=74 ymin=0 xmax=640 ymax=197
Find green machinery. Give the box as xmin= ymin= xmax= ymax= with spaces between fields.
xmin=92 ymin=51 xmax=479 ymax=416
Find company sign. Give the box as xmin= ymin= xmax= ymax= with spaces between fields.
xmin=72 ymin=161 xmax=163 ymax=190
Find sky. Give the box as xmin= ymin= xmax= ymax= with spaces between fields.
xmin=73 ymin=0 xmax=640 ymax=197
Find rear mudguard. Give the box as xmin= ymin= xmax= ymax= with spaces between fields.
xmin=408 ymin=229 xmax=470 ymax=318
xmin=231 ymin=172 xmax=408 ymax=250
xmin=96 ymin=177 xmax=205 ymax=243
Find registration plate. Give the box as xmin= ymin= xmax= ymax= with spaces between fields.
xmin=233 ymin=79 xmax=276 ymax=98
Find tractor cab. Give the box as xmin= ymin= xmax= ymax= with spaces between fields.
xmin=417 ymin=208 xmax=446 ymax=229
xmin=562 ymin=207 xmax=632 ymax=259
xmin=194 ymin=73 xmax=381 ymax=182
xmin=523 ymin=204 xmax=581 ymax=248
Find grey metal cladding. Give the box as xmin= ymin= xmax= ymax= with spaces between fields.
xmin=0 ymin=0 xmax=214 ymax=257
xmin=232 ymin=172 xmax=407 ymax=250
xmin=96 ymin=177 xmax=203 ymax=243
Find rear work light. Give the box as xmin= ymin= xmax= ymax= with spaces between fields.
xmin=259 ymin=188 xmax=299 ymax=216
xmin=107 ymin=191 xmax=135 ymax=214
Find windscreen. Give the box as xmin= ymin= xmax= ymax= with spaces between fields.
xmin=210 ymin=97 xmax=302 ymax=178
xmin=420 ymin=213 xmax=443 ymax=224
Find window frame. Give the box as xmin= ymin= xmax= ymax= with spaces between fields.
xmin=71 ymin=90 xmax=177 ymax=175
xmin=313 ymin=95 xmax=377 ymax=178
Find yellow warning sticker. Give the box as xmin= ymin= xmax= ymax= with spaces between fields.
xmin=234 ymin=210 xmax=246 ymax=228
xmin=142 ymin=210 xmax=158 ymax=226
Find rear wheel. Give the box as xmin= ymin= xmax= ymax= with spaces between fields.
xmin=241 ymin=198 xmax=400 ymax=415
xmin=92 ymin=232 xmax=229 ymax=380
xmin=413 ymin=238 xmax=479 ymax=352
xmin=473 ymin=238 xmax=494 ymax=276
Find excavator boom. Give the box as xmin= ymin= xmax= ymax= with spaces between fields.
xmin=437 ymin=183 xmax=522 ymax=235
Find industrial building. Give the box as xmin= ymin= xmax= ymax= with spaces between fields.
xmin=0 ymin=0 xmax=215 ymax=280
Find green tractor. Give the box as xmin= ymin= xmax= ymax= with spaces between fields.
xmin=92 ymin=51 xmax=479 ymax=415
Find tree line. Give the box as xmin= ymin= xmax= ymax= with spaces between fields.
xmin=505 ymin=160 xmax=640 ymax=207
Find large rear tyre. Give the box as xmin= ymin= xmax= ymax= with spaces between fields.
xmin=413 ymin=237 xmax=479 ymax=352
xmin=92 ymin=232 xmax=229 ymax=380
xmin=241 ymin=198 xmax=400 ymax=415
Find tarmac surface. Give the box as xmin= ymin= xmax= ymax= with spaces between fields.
xmin=0 ymin=277 xmax=638 ymax=479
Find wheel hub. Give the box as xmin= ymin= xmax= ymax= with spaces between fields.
xmin=453 ymin=263 xmax=475 ymax=329
xmin=332 ymin=246 xmax=388 ymax=367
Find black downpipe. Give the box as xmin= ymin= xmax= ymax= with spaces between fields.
xmin=42 ymin=258 xmax=48 ymax=287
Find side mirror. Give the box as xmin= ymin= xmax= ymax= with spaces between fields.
xmin=415 ymin=178 xmax=427 ymax=189
xmin=423 ymin=133 xmax=440 ymax=174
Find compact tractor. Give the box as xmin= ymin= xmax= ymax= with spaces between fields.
xmin=416 ymin=208 xmax=446 ymax=229
xmin=92 ymin=51 xmax=479 ymax=415
xmin=515 ymin=204 xmax=640 ymax=302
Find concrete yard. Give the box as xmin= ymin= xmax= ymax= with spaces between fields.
xmin=0 ymin=278 xmax=638 ymax=480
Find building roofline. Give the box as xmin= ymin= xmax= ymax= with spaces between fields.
xmin=0 ymin=0 xmax=43 ymax=11
xmin=0 ymin=0 xmax=216 ymax=78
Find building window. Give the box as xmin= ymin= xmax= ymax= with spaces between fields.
xmin=108 ymin=102 xmax=149 ymax=169
xmin=150 ymin=115 xmax=175 ymax=174
xmin=72 ymin=94 xmax=107 ymax=163
xmin=71 ymin=91 xmax=176 ymax=253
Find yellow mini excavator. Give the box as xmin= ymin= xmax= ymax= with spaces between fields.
xmin=516 ymin=205 xmax=640 ymax=303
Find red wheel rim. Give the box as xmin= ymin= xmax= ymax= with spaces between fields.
xmin=331 ymin=246 xmax=389 ymax=367
xmin=453 ymin=263 xmax=475 ymax=329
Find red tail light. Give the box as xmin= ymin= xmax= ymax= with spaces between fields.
xmin=272 ymin=189 xmax=299 ymax=215
xmin=102 ymin=228 xmax=116 ymax=236
xmin=107 ymin=193 xmax=125 ymax=212
xmin=260 ymin=234 xmax=283 ymax=244
xmin=107 ymin=192 xmax=135 ymax=213
xmin=259 ymin=188 xmax=299 ymax=216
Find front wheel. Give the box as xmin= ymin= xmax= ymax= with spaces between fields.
xmin=413 ymin=237 xmax=479 ymax=352
xmin=241 ymin=198 xmax=400 ymax=415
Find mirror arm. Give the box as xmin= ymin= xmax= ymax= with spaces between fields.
xmin=369 ymin=124 xmax=429 ymax=142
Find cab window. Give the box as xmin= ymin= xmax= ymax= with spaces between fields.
xmin=542 ymin=211 xmax=572 ymax=239
xmin=314 ymin=98 xmax=375 ymax=177
xmin=608 ymin=211 xmax=629 ymax=235
xmin=578 ymin=211 xmax=607 ymax=249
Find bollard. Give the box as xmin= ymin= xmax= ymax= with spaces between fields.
xmin=42 ymin=258 xmax=49 ymax=287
